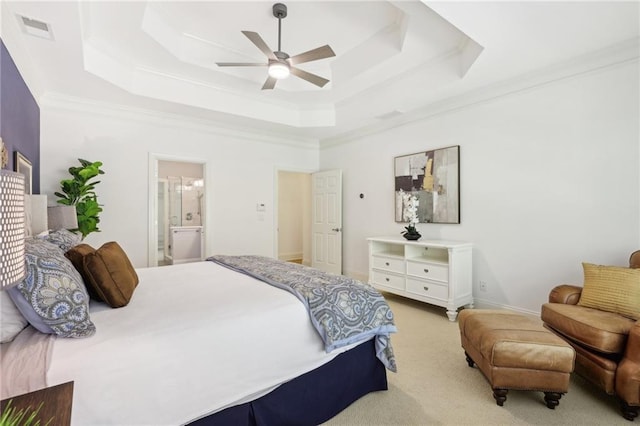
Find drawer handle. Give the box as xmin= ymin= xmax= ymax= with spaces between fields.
xmin=424 ymin=268 xmax=429 ymax=273
xmin=385 ymin=262 xmax=390 ymax=266
xmin=423 ymin=286 xmax=429 ymax=292
xmin=385 ymin=278 xmax=390 ymax=282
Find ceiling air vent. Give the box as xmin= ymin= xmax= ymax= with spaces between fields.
xmin=17 ymin=15 xmax=54 ymax=40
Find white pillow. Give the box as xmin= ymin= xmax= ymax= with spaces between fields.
xmin=0 ymin=290 xmax=28 ymax=343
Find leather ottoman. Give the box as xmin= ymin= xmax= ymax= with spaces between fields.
xmin=458 ymin=309 xmax=575 ymax=408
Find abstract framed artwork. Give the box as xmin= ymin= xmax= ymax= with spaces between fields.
xmin=14 ymin=151 xmax=32 ymax=194
xmin=394 ymin=145 xmax=460 ymax=224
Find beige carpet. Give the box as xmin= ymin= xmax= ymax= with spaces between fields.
xmin=324 ymin=293 xmax=630 ymax=426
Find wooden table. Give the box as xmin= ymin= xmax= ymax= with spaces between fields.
xmin=0 ymin=381 xmax=73 ymax=426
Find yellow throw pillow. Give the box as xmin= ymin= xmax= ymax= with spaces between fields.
xmin=578 ymin=262 xmax=640 ymax=320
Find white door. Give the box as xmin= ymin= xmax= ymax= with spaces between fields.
xmin=311 ymin=170 xmax=342 ymax=274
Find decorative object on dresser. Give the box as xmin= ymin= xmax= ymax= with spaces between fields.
xmin=54 ymin=158 xmax=104 ymax=239
xmin=368 ymin=236 xmax=473 ymax=321
xmin=0 ymin=381 xmax=73 ymax=426
xmin=394 ymin=145 xmax=460 ymax=224
xmin=0 ymin=169 xmax=26 ymax=289
xmin=399 ymin=189 xmax=421 ymax=241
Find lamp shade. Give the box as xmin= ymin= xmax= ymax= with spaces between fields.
xmin=47 ymin=205 xmax=78 ymax=230
xmin=0 ymin=170 xmax=25 ymax=289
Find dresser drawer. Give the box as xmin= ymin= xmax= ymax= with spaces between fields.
xmin=372 ymin=255 xmax=404 ymax=274
xmin=406 ymin=278 xmax=448 ymax=300
xmin=406 ymin=261 xmax=448 ymax=282
xmin=371 ymin=270 xmax=405 ymax=290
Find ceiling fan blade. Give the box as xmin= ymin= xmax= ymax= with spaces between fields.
xmin=289 ymin=45 xmax=335 ymax=65
xmin=262 ymin=76 xmax=277 ymax=90
xmin=242 ymin=31 xmax=277 ymax=61
xmin=216 ymin=62 xmax=267 ymax=67
xmin=290 ymin=67 xmax=330 ymax=88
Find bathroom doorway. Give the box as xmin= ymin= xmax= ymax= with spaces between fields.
xmin=276 ymin=170 xmax=312 ymax=266
xmin=148 ymin=155 xmax=207 ymax=267
xmin=157 ymin=178 xmax=169 ymax=266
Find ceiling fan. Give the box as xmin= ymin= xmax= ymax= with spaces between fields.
xmin=216 ymin=3 xmax=335 ymax=90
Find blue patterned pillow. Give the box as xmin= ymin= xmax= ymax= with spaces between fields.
xmin=42 ymin=229 xmax=82 ymax=252
xmin=7 ymin=238 xmax=95 ymax=338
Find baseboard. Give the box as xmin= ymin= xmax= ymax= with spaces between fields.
xmin=278 ymin=252 xmax=303 ymax=262
xmin=472 ymin=297 xmax=541 ymax=319
xmin=347 ymin=272 xmax=541 ymax=319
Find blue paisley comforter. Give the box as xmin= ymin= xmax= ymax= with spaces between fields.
xmin=207 ymin=255 xmax=397 ymax=372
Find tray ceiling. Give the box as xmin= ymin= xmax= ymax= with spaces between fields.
xmin=2 ymin=1 xmax=638 ymax=145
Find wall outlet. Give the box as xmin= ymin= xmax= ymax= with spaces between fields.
xmin=479 ymin=281 xmax=488 ymax=292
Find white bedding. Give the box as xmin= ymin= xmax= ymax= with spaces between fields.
xmin=45 ymin=261 xmax=361 ymax=425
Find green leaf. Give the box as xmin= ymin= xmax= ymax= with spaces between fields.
xmin=0 ymin=399 xmax=51 ymax=426
xmin=54 ymin=159 xmax=105 ymax=239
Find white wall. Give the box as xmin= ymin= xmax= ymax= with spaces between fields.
xmin=158 ymin=161 xmax=203 ymax=179
xmin=39 ymin=100 xmax=319 ymax=268
xmin=320 ymin=61 xmax=640 ymax=314
xmin=33 ymin=56 xmax=640 ymax=314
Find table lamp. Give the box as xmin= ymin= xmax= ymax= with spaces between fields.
xmin=0 ymin=170 xmax=26 ymax=289
xmin=47 ymin=205 xmax=78 ymax=231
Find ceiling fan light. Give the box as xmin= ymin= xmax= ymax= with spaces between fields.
xmin=268 ymin=61 xmax=290 ymax=79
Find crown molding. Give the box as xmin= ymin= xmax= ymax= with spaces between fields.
xmin=320 ymin=37 xmax=640 ymax=149
xmin=39 ymin=92 xmax=321 ymax=150
xmin=37 ymin=37 xmax=639 ymax=151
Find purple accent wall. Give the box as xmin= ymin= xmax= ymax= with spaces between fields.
xmin=1 ymin=39 xmax=40 ymax=194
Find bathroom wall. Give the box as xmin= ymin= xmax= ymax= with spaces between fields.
xmin=159 ymin=161 xmax=204 ymax=226
xmin=167 ymin=176 xmax=204 ymax=226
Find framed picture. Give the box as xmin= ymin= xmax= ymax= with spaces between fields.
xmin=14 ymin=151 xmax=32 ymax=194
xmin=394 ymin=145 xmax=460 ymax=224
xmin=0 ymin=137 xmax=8 ymax=168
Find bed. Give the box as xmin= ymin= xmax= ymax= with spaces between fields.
xmin=1 ymin=235 xmax=396 ymax=425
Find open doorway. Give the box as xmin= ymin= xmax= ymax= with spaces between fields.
xmin=148 ymin=154 xmax=207 ymax=267
xmin=276 ymin=170 xmax=312 ymax=266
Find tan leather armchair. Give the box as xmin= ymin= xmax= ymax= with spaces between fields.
xmin=541 ymin=251 xmax=640 ymax=421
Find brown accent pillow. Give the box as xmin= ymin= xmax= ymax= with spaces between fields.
xmin=630 ymin=250 xmax=640 ymax=269
xmin=82 ymin=242 xmax=139 ymax=308
xmin=65 ymin=243 xmax=102 ymax=301
xmin=578 ymin=262 xmax=640 ymax=320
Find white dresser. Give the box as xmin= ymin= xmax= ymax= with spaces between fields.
xmin=367 ymin=236 xmax=473 ymax=321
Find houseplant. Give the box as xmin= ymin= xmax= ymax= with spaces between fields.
xmin=0 ymin=400 xmax=51 ymax=426
xmin=54 ymin=159 xmax=105 ymax=239
xmin=399 ymin=189 xmax=421 ymax=240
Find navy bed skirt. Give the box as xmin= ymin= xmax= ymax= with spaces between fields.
xmin=188 ymin=339 xmax=388 ymax=426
